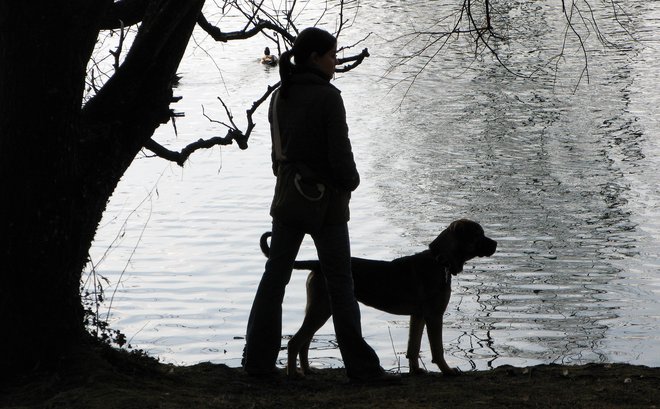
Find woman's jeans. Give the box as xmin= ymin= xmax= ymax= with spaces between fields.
xmin=243 ymin=220 xmax=382 ymax=379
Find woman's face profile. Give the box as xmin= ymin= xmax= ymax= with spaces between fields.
xmin=312 ymin=43 xmax=338 ymax=79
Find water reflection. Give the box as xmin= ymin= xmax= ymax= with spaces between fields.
xmin=90 ymin=0 xmax=660 ymax=370
xmin=356 ymin=0 xmax=658 ymax=369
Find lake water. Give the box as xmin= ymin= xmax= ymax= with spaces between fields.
xmin=87 ymin=0 xmax=660 ymax=372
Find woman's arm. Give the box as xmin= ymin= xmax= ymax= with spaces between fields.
xmin=325 ymin=91 xmax=360 ymax=192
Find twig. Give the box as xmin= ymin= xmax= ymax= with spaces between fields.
xmin=216 ymin=96 xmax=239 ymax=130
xmin=244 ymin=81 xmax=280 ymax=141
xmin=202 ymin=104 xmax=233 ymax=130
xmin=104 ymin=171 xmax=162 ymax=323
xmin=336 ymin=48 xmax=370 ymax=73
xmin=109 ymin=20 xmax=126 ymax=70
xmin=388 ymin=326 xmax=401 ymax=373
xmin=197 ymin=12 xmax=295 ymax=44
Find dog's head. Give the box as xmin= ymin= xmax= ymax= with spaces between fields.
xmin=429 ymin=219 xmax=497 ymax=276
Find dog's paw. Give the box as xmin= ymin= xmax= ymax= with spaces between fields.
xmin=302 ymin=367 xmax=322 ymax=376
xmin=286 ymin=371 xmax=305 ymax=381
xmin=409 ymin=367 xmax=428 ymax=376
xmin=286 ymin=368 xmax=306 ymax=380
xmin=442 ymin=367 xmax=461 ymax=377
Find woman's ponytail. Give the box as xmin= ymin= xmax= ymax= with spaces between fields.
xmin=278 ymin=49 xmax=295 ymax=99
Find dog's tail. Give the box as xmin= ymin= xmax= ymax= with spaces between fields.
xmin=260 ymin=232 xmax=321 ymax=271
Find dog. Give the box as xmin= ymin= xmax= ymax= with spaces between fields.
xmin=259 ymin=219 xmax=497 ymax=377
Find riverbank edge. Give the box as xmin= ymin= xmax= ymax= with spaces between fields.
xmin=2 ymin=347 xmax=658 ymax=408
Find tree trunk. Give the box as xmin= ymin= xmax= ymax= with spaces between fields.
xmin=0 ymin=1 xmax=104 ymax=373
xmin=0 ymin=0 xmax=204 ymax=374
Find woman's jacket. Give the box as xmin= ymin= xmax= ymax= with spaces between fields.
xmin=268 ymin=70 xmax=360 ymax=225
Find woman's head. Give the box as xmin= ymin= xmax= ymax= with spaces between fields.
xmin=279 ymin=27 xmax=338 ymax=96
xmin=290 ymin=27 xmax=337 ymax=72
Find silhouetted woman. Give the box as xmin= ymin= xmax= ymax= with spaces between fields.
xmin=243 ymin=27 xmax=397 ymax=384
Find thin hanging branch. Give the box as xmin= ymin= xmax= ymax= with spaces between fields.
xmin=386 ymin=0 xmax=634 ymax=96
xmin=197 ymin=13 xmax=296 ymax=44
xmin=108 ymin=20 xmax=126 ymax=70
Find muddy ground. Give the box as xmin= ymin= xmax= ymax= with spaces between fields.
xmin=1 ymin=347 xmax=658 ymax=409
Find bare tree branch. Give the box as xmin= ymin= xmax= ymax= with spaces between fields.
xmin=143 ymin=131 xmax=240 ymax=166
xmin=108 ymin=20 xmax=127 ymax=70
xmin=243 ymin=82 xmax=280 ymax=143
xmin=144 ymin=0 xmax=370 ymax=167
xmin=145 ymin=82 xmax=282 ymax=166
xmin=557 ymin=0 xmax=590 ymax=91
xmin=336 ymin=48 xmax=370 ymax=73
xmin=386 ymin=0 xmax=635 ymax=94
xmin=197 ymin=13 xmax=295 ymax=44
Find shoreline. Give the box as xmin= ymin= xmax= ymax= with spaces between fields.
xmin=2 ymin=348 xmax=658 ymax=408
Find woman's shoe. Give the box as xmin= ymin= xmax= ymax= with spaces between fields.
xmin=349 ymin=371 xmax=401 ymax=386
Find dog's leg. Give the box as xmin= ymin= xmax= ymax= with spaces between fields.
xmin=287 ymin=331 xmax=306 ymax=378
xmin=426 ymin=284 xmax=458 ymax=376
xmin=288 ymin=309 xmax=330 ymax=377
xmin=288 ymin=327 xmax=317 ymax=378
xmin=406 ymin=314 xmax=427 ymax=375
xmin=425 ymin=317 xmax=457 ymax=375
xmin=287 ymin=271 xmax=331 ymax=378
xmin=425 ymin=286 xmax=459 ymax=375
xmin=299 ymin=338 xmax=312 ymax=374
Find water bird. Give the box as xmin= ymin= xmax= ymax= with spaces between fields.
xmin=260 ymin=47 xmax=278 ymax=66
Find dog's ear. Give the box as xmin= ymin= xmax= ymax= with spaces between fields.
xmin=451 ymin=219 xmax=485 ymax=240
xmin=429 ymin=224 xmax=461 ymax=271
xmin=429 ymin=227 xmax=453 ymax=255
xmin=429 ymin=220 xmax=475 ymax=252
xmin=431 ymin=237 xmax=463 ymax=275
